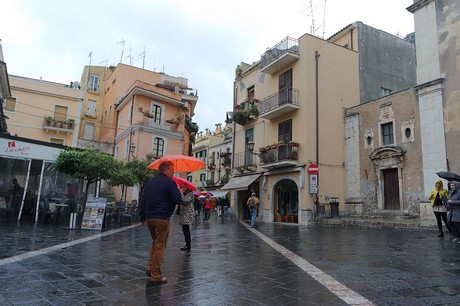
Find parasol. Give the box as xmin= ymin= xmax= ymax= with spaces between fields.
xmin=172 ymin=176 xmax=197 ymax=191
xmin=147 ymin=155 xmax=205 ymax=172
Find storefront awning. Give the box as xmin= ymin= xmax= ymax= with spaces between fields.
xmin=211 ymin=191 xmax=229 ymax=198
xmin=220 ymin=173 xmax=261 ymax=191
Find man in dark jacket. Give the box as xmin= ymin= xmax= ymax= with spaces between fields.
xmin=139 ymin=161 xmax=182 ymax=285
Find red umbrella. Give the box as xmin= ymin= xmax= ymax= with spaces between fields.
xmin=172 ymin=176 xmax=197 ymax=191
xmin=147 ymin=155 xmax=205 ymax=173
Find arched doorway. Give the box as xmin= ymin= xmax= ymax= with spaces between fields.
xmin=273 ymin=179 xmax=298 ymax=223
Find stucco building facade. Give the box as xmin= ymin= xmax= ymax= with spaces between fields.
xmin=224 ymin=34 xmax=359 ymax=224
xmin=5 ymin=75 xmax=83 ymax=146
xmin=98 ymin=64 xmax=199 ymax=201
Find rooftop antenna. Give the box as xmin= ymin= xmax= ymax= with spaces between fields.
xmin=322 ymin=0 xmax=327 ymax=39
xmin=99 ymin=59 xmax=108 ymax=67
xmin=125 ymin=47 xmax=133 ymax=65
xmin=308 ymin=0 xmax=315 ymax=35
xmin=88 ymin=51 xmax=92 ymax=65
xmin=308 ymin=0 xmax=322 ymax=36
xmin=139 ymin=47 xmax=146 ymax=69
xmin=117 ymin=39 xmax=125 ymax=63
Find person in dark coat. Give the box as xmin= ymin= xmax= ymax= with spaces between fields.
xmin=139 ymin=161 xmax=182 ymax=285
xmin=447 ymin=182 xmax=460 ymax=242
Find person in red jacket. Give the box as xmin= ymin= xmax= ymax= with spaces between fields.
xmin=203 ymin=196 xmax=213 ymax=223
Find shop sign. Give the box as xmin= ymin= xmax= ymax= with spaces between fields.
xmin=0 ymin=138 xmax=62 ymax=160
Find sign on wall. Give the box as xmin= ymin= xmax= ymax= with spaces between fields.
xmin=310 ymin=174 xmax=318 ymax=194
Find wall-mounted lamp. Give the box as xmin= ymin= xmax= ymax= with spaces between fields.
xmin=129 ymin=143 xmax=136 ymax=155
xmin=247 ymin=140 xmax=260 ymax=156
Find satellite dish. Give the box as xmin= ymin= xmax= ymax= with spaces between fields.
xmin=72 ymin=81 xmax=80 ymax=89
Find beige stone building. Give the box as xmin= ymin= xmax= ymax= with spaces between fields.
xmin=344 ymin=88 xmax=423 ymax=216
xmin=224 ymin=34 xmax=359 ymax=224
xmin=341 ymin=1 xmax=460 ymax=222
xmin=407 ymin=0 xmax=460 ymax=194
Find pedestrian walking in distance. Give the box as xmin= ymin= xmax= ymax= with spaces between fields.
xmin=428 ymin=180 xmax=450 ymax=237
xmin=139 ymin=161 xmax=182 ymax=285
xmin=203 ymin=196 xmax=213 ymax=223
xmin=246 ymin=192 xmax=261 ymax=227
xmin=179 ymin=184 xmax=195 ymax=251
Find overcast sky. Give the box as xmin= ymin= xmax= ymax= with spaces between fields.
xmin=0 ymin=0 xmax=414 ymax=134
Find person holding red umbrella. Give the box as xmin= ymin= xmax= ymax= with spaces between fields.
xmin=139 ymin=161 xmax=182 ymax=285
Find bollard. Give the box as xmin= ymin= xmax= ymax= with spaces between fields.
xmin=69 ymin=212 xmax=77 ymax=229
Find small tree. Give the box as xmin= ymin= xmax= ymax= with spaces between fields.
xmin=54 ymin=148 xmax=117 ymax=218
xmin=125 ymin=157 xmax=156 ymax=197
xmin=107 ymin=160 xmax=137 ymax=201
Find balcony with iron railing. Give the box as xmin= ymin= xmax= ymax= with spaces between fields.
xmin=233 ymin=151 xmax=257 ymax=173
xmin=135 ymin=115 xmax=181 ymax=133
xmin=42 ymin=117 xmax=75 ymax=135
xmin=259 ymin=37 xmax=300 ymax=74
xmin=259 ymin=87 xmax=300 ymax=120
xmin=258 ymin=142 xmax=299 ymax=169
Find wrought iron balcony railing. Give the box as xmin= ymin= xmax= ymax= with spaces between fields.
xmin=259 ymin=142 xmax=299 ymax=166
xmin=259 ymin=37 xmax=299 ymax=74
xmin=259 ymin=87 xmax=300 ymax=119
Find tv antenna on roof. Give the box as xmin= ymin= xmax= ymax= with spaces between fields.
xmin=308 ymin=0 xmax=323 ymax=37
xmin=322 ymin=0 xmax=327 ymax=39
xmin=88 ymin=51 xmax=92 ymax=65
xmin=125 ymin=47 xmax=133 ymax=65
xmin=117 ymin=39 xmax=125 ymax=63
xmin=139 ymin=47 xmax=146 ymax=69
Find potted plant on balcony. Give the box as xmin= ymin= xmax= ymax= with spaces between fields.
xmin=143 ymin=110 xmax=155 ymax=118
xmin=233 ymin=109 xmax=249 ymax=125
xmin=44 ymin=116 xmax=53 ymax=127
xmin=288 ymin=141 xmax=299 ymax=147
xmin=249 ymin=103 xmax=259 ymax=120
xmin=220 ymin=174 xmax=230 ymax=184
xmin=66 ymin=119 xmax=75 ymax=129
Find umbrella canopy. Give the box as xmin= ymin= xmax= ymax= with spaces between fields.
xmin=436 ymin=171 xmax=460 ymax=182
xmin=147 ymin=155 xmax=205 ymax=172
xmin=172 ymin=176 xmax=197 ymax=191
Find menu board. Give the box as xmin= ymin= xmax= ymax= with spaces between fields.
xmin=81 ymin=197 xmax=107 ymax=230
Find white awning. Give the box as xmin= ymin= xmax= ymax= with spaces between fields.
xmin=210 ymin=191 xmax=229 ymax=198
xmin=220 ymin=173 xmax=261 ymax=191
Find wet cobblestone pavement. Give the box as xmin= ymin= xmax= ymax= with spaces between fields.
xmin=1 ymin=215 xmax=460 ymax=305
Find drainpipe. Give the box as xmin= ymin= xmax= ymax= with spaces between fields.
xmin=125 ymin=95 xmax=135 ymax=202
xmin=314 ymin=50 xmax=320 ymax=218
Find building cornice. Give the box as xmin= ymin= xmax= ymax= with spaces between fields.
xmin=407 ymin=0 xmax=434 ymax=13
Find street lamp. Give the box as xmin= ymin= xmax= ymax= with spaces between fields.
xmin=247 ymin=140 xmax=260 ymax=156
xmin=129 ymin=143 xmax=136 ymax=156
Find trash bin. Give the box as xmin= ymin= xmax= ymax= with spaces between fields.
xmin=330 ymin=199 xmax=339 ymax=218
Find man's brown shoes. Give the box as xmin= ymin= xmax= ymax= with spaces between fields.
xmin=149 ymin=277 xmax=167 ymax=285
